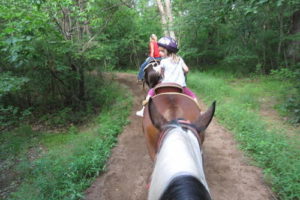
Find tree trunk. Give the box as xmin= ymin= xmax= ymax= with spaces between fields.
xmin=287 ymin=10 xmax=300 ymax=64
xmin=164 ymin=0 xmax=176 ymax=39
xmin=156 ymin=0 xmax=169 ymax=36
xmin=277 ymin=9 xmax=283 ymax=65
xmin=78 ymin=64 xmax=85 ymax=108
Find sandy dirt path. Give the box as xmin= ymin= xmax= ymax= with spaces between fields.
xmin=85 ymin=73 xmax=274 ymax=200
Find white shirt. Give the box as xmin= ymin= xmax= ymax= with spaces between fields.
xmin=159 ymin=57 xmax=187 ymax=87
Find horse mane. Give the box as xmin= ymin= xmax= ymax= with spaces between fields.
xmin=147 ymin=69 xmax=161 ymax=88
xmin=160 ymin=175 xmax=211 ymax=200
xmin=144 ymin=61 xmax=161 ymax=88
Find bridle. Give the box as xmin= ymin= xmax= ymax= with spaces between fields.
xmin=143 ymin=57 xmax=160 ymax=74
xmin=156 ymin=118 xmax=202 ymax=153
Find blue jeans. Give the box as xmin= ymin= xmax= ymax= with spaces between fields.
xmin=137 ymin=57 xmax=161 ymax=80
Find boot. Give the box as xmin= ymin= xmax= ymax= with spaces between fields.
xmin=136 ymin=107 xmax=145 ymax=117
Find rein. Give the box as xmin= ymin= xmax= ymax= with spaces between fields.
xmin=156 ymin=119 xmax=202 ymax=153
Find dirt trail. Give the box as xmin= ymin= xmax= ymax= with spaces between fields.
xmin=85 ymin=73 xmax=274 ymax=200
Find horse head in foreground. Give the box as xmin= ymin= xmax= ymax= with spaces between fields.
xmin=145 ymin=95 xmax=216 ymax=200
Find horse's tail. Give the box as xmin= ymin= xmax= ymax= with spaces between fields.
xmin=160 ymin=175 xmax=211 ymax=200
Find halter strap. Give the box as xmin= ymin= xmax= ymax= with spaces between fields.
xmin=143 ymin=57 xmax=160 ymax=72
xmin=156 ymin=119 xmax=202 ymax=153
xmin=150 ymin=56 xmax=160 ymax=66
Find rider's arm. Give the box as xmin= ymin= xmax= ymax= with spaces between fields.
xmin=182 ymin=59 xmax=189 ymax=73
xmin=149 ymin=42 xmax=154 ymax=57
xmin=153 ymin=65 xmax=162 ymax=74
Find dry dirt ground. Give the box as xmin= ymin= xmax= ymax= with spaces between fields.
xmin=85 ymin=73 xmax=275 ymax=200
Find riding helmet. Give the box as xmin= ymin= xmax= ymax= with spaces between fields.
xmin=158 ymin=36 xmax=179 ymax=53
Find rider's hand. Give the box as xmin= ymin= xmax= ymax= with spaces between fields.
xmin=153 ymin=66 xmax=161 ymax=74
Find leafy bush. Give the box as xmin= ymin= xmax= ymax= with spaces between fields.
xmin=7 ymin=81 xmax=132 ymax=200
xmin=0 ymin=73 xmax=30 ymax=129
xmin=189 ymin=71 xmax=300 ymax=199
xmin=0 ymin=105 xmax=31 ymax=129
xmin=0 ymin=73 xmax=29 ymax=98
xmin=271 ymin=67 xmax=300 ymax=123
xmin=0 ymin=0 xmax=161 ymax=130
xmin=270 ymin=68 xmax=297 ymax=80
xmin=223 ymin=54 xmax=259 ymax=74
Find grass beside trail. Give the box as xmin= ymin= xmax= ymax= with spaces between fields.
xmin=1 ymin=80 xmax=132 ymax=200
xmin=189 ymin=71 xmax=300 ymax=200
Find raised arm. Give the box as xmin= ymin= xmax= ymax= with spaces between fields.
xmin=153 ymin=65 xmax=162 ymax=74
xmin=150 ymin=42 xmax=154 ymax=57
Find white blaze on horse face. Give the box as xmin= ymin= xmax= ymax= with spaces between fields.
xmin=148 ymin=126 xmax=209 ymax=200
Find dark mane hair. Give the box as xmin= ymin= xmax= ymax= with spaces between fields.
xmin=160 ymin=175 xmax=211 ymax=200
xmin=144 ymin=61 xmax=161 ymax=88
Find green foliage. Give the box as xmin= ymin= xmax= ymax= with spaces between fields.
xmin=271 ymin=66 xmax=300 ymax=123
xmin=0 ymin=0 xmax=161 ymax=130
xmin=0 ymin=73 xmax=30 ymax=128
xmin=2 ymin=81 xmax=132 ymax=200
xmin=0 ymin=73 xmax=29 ymax=98
xmin=0 ymin=105 xmax=31 ymax=129
xmin=189 ymin=71 xmax=300 ymax=199
xmin=0 ymin=125 xmax=38 ymax=160
xmin=175 ymin=0 xmax=300 ymax=124
xmin=271 ymin=68 xmax=297 ymax=80
xmin=175 ymin=0 xmax=300 ymax=73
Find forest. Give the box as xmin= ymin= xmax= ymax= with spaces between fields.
xmin=0 ymin=0 xmax=299 ymax=199
xmin=1 ymin=0 xmax=299 ymax=129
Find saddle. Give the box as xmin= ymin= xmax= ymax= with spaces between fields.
xmin=154 ymin=83 xmax=183 ymax=94
xmin=142 ymin=85 xmax=201 ymax=160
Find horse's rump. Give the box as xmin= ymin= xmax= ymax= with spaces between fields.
xmin=142 ymin=93 xmax=201 ymax=160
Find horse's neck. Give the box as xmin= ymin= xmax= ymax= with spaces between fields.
xmin=148 ymin=127 xmax=209 ymax=200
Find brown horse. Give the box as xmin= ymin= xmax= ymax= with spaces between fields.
xmin=142 ymin=89 xmax=215 ymax=200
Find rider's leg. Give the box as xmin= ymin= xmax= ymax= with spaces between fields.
xmin=182 ymin=87 xmax=201 ymax=110
xmin=137 ymin=57 xmax=151 ymax=81
xmin=136 ymin=88 xmax=155 ymax=117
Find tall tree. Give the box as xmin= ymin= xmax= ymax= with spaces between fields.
xmin=165 ymin=0 xmax=176 ymax=39
xmin=155 ymin=0 xmax=176 ymax=38
xmin=0 ymin=0 xmax=162 ymax=128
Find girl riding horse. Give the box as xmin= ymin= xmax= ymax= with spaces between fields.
xmin=137 ymin=34 xmax=161 ymax=81
xmin=136 ymin=36 xmax=199 ymax=117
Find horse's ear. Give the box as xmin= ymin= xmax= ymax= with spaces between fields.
xmin=193 ymin=101 xmax=216 ymax=132
xmin=148 ymin=97 xmax=168 ymax=130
